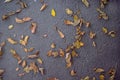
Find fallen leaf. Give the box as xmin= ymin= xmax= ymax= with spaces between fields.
xmin=39 ymin=68 xmax=44 ymax=75
xmin=37 ymin=58 xmax=43 ymax=64
xmin=70 ymin=70 xmax=76 ymax=76
xmin=59 ymin=48 xmax=64 ymax=57
xmin=0 ymin=69 xmax=4 ymax=76
xmin=8 ymin=24 xmax=14 ymax=30
xmin=47 ymin=77 xmax=59 ymax=80
xmin=64 ymin=20 xmax=74 ymax=25
xmin=65 ymin=53 xmax=72 ymax=68
xmin=50 ymin=43 xmax=56 ymax=49
xmin=7 ymin=38 xmax=17 ymax=45
xmin=15 ymin=17 xmax=24 ymax=23
xmin=40 ymin=3 xmax=47 ymax=11
xmin=10 ymin=49 xmax=21 ymax=61
xmin=51 ymin=9 xmax=56 ymax=17
xmin=94 ymin=68 xmax=104 ymax=73
xmin=4 ymin=0 xmax=12 ymax=3
xmin=22 ymin=60 xmax=27 ymax=68
xmin=30 ymin=22 xmax=37 ymax=34
xmin=22 ymin=17 xmax=32 ymax=22
xmin=65 ymin=8 xmax=73 ymax=15
xmin=29 ymin=62 xmax=39 ymax=74
xmin=82 ymin=0 xmax=90 ymax=7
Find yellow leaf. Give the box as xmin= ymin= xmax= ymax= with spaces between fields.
xmin=51 ymin=9 xmax=56 ymax=17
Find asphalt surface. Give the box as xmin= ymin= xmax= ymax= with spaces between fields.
xmin=0 ymin=0 xmax=120 ymax=80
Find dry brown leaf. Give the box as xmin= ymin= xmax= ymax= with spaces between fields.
xmin=40 ymin=3 xmax=47 ymax=11
xmin=0 ymin=69 xmax=4 ymax=76
xmin=47 ymin=77 xmax=59 ymax=80
xmin=22 ymin=60 xmax=27 ymax=68
xmin=65 ymin=53 xmax=72 ymax=68
xmin=22 ymin=17 xmax=32 ymax=22
xmin=64 ymin=20 xmax=74 ymax=25
xmin=50 ymin=43 xmax=56 ymax=49
xmin=18 ymin=1 xmax=27 ymax=9
xmin=71 ymin=50 xmax=78 ymax=57
xmin=47 ymin=50 xmax=52 ymax=56
xmin=16 ymin=67 xmax=20 ymax=71
xmin=70 ymin=70 xmax=76 ymax=76
xmin=94 ymin=68 xmax=104 ymax=73
xmin=10 ymin=49 xmax=21 ymax=61
xmin=52 ymin=51 xmax=59 ymax=57
xmin=37 ymin=58 xmax=43 ymax=64
xmin=86 ymin=22 xmax=90 ymax=27
xmin=23 ymin=66 xmax=30 ymax=73
xmin=59 ymin=48 xmax=64 ymax=57
xmin=65 ymin=8 xmax=73 ymax=15
xmin=28 ymin=51 xmax=39 ymax=59
xmin=39 ymin=68 xmax=44 ymax=75
xmin=57 ymin=30 xmax=65 ymax=39
xmin=89 ymin=32 xmax=96 ymax=39
xmin=7 ymin=38 xmax=17 ymax=45
xmin=18 ymin=73 xmax=25 ymax=77
xmin=108 ymin=31 xmax=116 ymax=38
xmin=15 ymin=17 xmax=24 ymax=23
xmin=29 ymin=62 xmax=39 ymax=74
xmin=0 ymin=42 xmax=5 ymax=56
xmin=20 ymin=35 xmax=29 ymax=46
xmin=82 ymin=0 xmax=90 ymax=7
xmin=30 ymin=22 xmax=37 ymax=34
xmin=92 ymin=41 xmax=96 ymax=47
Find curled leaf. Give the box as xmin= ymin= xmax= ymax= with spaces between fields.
xmin=40 ymin=3 xmax=47 ymax=11
xmin=0 ymin=42 xmax=5 ymax=56
xmin=82 ymin=0 xmax=90 ymax=7
xmin=70 ymin=70 xmax=76 ymax=76
xmin=10 ymin=49 xmax=21 ymax=61
xmin=23 ymin=66 xmax=30 ymax=73
xmin=0 ymin=69 xmax=4 ymax=76
xmin=20 ymin=35 xmax=29 ymax=46
xmin=108 ymin=31 xmax=116 ymax=38
xmin=51 ymin=9 xmax=56 ymax=17
xmin=65 ymin=53 xmax=72 ymax=68
xmin=73 ymin=40 xmax=84 ymax=49
xmin=28 ymin=51 xmax=39 ymax=59
xmin=59 ymin=48 xmax=64 ymax=57
xmin=102 ymin=27 xmax=108 ymax=34
xmin=30 ymin=22 xmax=37 ymax=34
xmin=94 ymin=68 xmax=104 ymax=73
xmin=47 ymin=77 xmax=59 ymax=80
xmin=22 ymin=60 xmax=27 ymax=68
xmin=7 ymin=38 xmax=17 ymax=45
xmin=64 ymin=20 xmax=74 ymax=25
xmin=65 ymin=8 xmax=73 ymax=15
xmin=22 ymin=17 xmax=32 ymax=22
xmin=71 ymin=50 xmax=78 ymax=57
xmin=50 ymin=43 xmax=56 ymax=49
xmin=18 ymin=1 xmax=27 ymax=9
xmin=2 ymin=15 xmax=9 ymax=20
xmin=96 ymin=8 xmax=108 ymax=20
xmin=39 ymin=68 xmax=44 ymax=75
xmin=89 ymin=32 xmax=96 ymax=39
xmin=29 ymin=62 xmax=39 ymax=74
xmin=15 ymin=17 xmax=24 ymax=23
xmin=37 ymin=58 xmax=43 ymax=64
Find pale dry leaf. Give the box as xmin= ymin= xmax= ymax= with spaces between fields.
xmin=7 ymin=38 xmax=17 ymax=45
xmin=40 ymin=3 xmax=47 ymax=11
xmin=30 ymin=22 xmax=37 ymax=34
